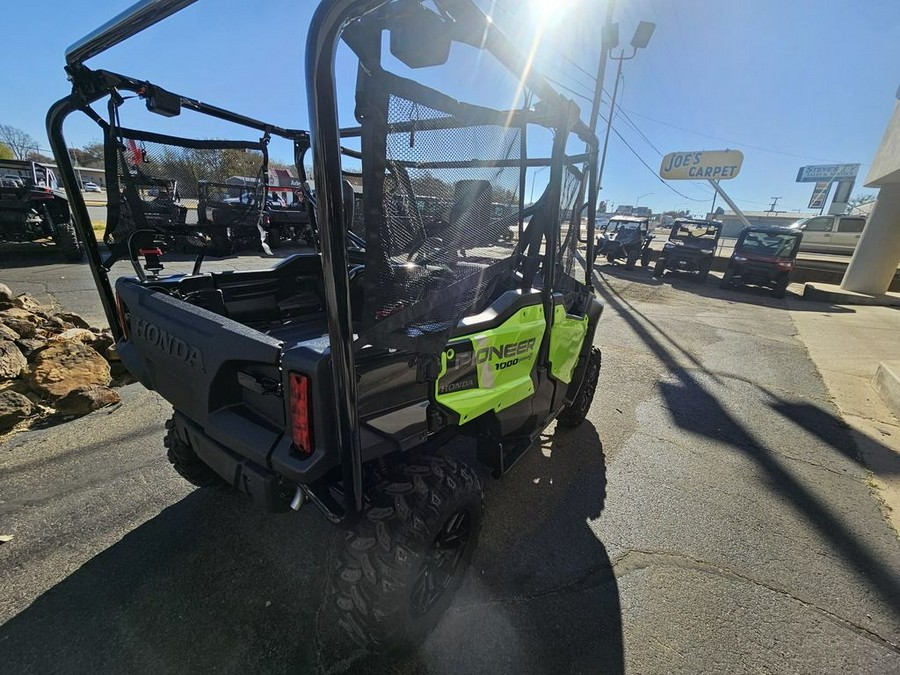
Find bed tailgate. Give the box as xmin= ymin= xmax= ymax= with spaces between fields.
xmin=115 ymin=281 xmax=284 ymax=430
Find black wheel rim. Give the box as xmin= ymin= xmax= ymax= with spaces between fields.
xmin=410 ymin=509 xmax=472 ymax=617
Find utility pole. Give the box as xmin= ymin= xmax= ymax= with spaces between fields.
xmin=768 ymin=196 xmax=781 ymax=212
xmin=586 ymin=0 xmax=617 ymax=141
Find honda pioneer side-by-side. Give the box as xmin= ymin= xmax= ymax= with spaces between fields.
xmin=596 ymin=214 xmax=653 ymax=269
xmin=654 ymin=218 xmax=721 ymax=282
xmin=720 ymin=225 xmax=802 ymax=298
xmin=0 ymin=159 xmax=83 ymax=260
xmin=48 ymin=0 xmax=603 ymax=649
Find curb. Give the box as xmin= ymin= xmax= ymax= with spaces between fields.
xmin=802 ymin=282 xmax=900 ymax=306
xmin=873 ymin=361 xmax=900 ymax=420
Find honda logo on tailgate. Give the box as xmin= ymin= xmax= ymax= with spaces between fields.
xmin=133 ymin=318 xmax=205 ymax=371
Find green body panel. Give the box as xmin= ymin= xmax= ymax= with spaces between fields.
xmin=435 ymin=304 xmax=546 ymax=425
xmin=548 ymin=305 xmax=589 ymax=383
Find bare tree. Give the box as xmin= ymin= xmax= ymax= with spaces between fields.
xmin=0 ymin=124 xmax=39 ymax=160
xmin=847 ymin=192 xmax=876 ymax=211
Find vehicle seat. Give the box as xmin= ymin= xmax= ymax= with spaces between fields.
xmin=445 ymin=179 xmax=492 ymax=248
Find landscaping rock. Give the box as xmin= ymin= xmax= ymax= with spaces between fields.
xmin=26 ymin=341 xmax=111 ymax=399
xmin=0 ymin=390 xmax=33 ymax=432
xmin=15 ymin=338 xmax=46 ymax=361
xmin=0 ymin=323 xmax=19 ymax=342
xmin=53 ymin=311 xmax=91 ymax=329
xmin=0 ymin=340 xmax=27 ymax=381
xmin=55 ymin=327 xmax=114 ymax=355
xmin=14 ymin=294 xmax=49 ymax=316
xmin=54 ymin=385 xmax=120 ymax=416
xmin=0 ymin=283 xmax=12 ymax=303
xmin=0 ymin=308 xmax=41 ymax=338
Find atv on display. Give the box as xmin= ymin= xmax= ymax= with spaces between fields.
xmin=654 ymin=218 xmax=721 ymax=283
xmin=719 ymin=225 xmax=801 ymax=298
xmin=197 ymin=181 xmax=314 ymax=253
xmin=596 ymin=215 xmax=652 ymax=269
xmin=0 ymin=159 xmax=83 ymax=261
xmin=49 ymin=0 xmax=603 ymax=649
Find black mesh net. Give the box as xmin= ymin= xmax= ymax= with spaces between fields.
xmin=361 ymin=89 xmax=522 ymax=351
xmin=556 ymin=164 xmax=586 ymax=294
xmin=104 ymin=128 xmax=267 ymax=258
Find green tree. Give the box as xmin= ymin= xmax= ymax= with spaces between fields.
xmin=71 ymin=141 xmax=105 ymax=168
xmin=26 ymin=150 xmax=55 ymax=164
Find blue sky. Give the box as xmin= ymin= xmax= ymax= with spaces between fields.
xmin=1 ymin=0 xmax=897 ymax=215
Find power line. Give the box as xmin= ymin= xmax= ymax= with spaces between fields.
xmin=621 ymin=108 xmax=864 ymax=164
xmin=545 ymin=77 xmax=594 ymax=104
xmin=604 ymin=119 xmax=708 ymax=202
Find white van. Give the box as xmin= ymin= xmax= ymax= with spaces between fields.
xmin=788 ymin=214 xmax=866 ymax=254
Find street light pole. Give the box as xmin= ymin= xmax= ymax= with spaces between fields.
xmin=530 ymin=165 xmax=548 ymax=203
xmin=586 ymin=0 xmax=617 ymax=140
xmin=635 ymin=192 xmax=653 ymax=206
xmin=595 ymin=22 xmax=655 ymax=214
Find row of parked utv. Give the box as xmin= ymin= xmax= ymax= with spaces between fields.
xmin=595 ymin=215 xmax=803 ymax=298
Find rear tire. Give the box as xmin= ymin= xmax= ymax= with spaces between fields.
xmin=606 ymin=250 xmax=616 ymax=264
xmin=697 ymin=259 xmax=711 ymax=283
xmin=653 ymin=257 xmax=666 ymax=278
xmin=327 ymin=456 xmax=484 ymax=651
xmin=164 ymin=417 xmax=231 ymax=490
xmin=640 ymin=247 xmax=651 ymax=268
xmin=55 ymin=221 xmax=84 ymax=262
xmin=266 ymin=227 xmax=282 ymax=250
xmin=772 ymin=277 xmax=788 ymax=298
xmin=625 ymin=250 xmax=638 ymax=270
xmin=558 ymin=347 xmax=602 ymax=428
xmin=719 ymin=266 xmax=735 ymax=289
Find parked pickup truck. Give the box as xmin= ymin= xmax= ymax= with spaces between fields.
xmin=787 ymin=214 xmax=866 ymax=254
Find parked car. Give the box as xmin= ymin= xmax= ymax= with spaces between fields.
xmin=720 ymin=226 xmax=802 ymax=298
xmin=654 ymin=218 xmax=721 ymax=282
xmin=83 ymin=181 xmax=101 ymax=192
xmin=787 ymin=214 xmax=866 ymax=254
xmin=596 ymin=215 xmax=653 ymax=269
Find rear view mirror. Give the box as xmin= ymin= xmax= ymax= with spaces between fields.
xmin=389 ymin=4 xmax=451 ymax=68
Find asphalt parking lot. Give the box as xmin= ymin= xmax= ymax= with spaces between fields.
xmin=1 ymin=252 xmax=899 ymax=674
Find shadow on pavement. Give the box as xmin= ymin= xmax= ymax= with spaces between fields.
xmin=348 ymin=422 xmax=622 ymax=674
xmin=1 ymin=423 xmax=622 ymax=674
xmin=593 ymin=272 xmax=900 ymax=619
xmin=764 ymin=390 xmax=900 ymax=476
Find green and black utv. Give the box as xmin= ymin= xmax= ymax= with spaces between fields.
xmin=48 ymin=0 xmax=603 ymax=649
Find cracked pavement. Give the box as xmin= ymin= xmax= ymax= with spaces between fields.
xmin=1 ymin=256 xmax=899 ymax=674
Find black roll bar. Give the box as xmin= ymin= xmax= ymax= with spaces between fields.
xmin=47 ymin=97 xmax=122 ymax=341
xmin=66 ymin=0 xmax=199 ymax=66
xmin=305 ymin=0 xmax=387 ymax=520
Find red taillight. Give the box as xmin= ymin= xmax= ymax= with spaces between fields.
xmin=289 ymin=372 xmax=313 ymax=455
xmin=115 ymin=292 xmax=129 ymax=339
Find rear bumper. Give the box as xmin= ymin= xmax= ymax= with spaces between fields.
xmin=732 ymin=263 xmax=786 ymax=287
xmin=661 ymin=251 xmax=712 ymax=271
xmin=173 ymin=411 xmax=290 ymax=511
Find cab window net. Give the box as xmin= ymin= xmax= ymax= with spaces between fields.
xmin=103 ymin=126 xmax=268 ymax=260
xmin=359 ymin=73 xmax=526 ymax=353
xmin=556 ymin=163 xmax=586 ymax=294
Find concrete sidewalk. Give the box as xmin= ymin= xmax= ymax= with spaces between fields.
xmin=791 ymin=302 xmax=900 ymax=533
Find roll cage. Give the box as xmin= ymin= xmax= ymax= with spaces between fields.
xmin=48 ymin=0 xmax=600 ymax=517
